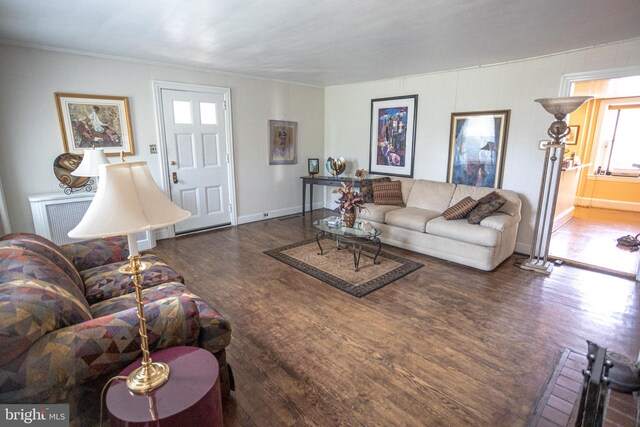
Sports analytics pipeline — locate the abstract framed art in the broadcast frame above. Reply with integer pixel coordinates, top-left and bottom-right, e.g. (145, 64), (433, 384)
(55, 93), (135, 156)
(369, 95), (418, 178)
(447, 110), (510, 189)
(269, 120), (297, 165)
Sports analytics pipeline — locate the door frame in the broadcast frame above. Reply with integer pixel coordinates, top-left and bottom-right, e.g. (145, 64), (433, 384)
(152, 80), (238, 239)
(558, 66), (640, 281)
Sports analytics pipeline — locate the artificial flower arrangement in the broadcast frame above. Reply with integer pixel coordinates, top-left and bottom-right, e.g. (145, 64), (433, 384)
(332, 182), (365, 213)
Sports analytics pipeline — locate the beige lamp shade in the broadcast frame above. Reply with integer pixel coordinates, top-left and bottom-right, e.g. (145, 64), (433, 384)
(68, 161), (190, 239)
(71, 148), (110, 177)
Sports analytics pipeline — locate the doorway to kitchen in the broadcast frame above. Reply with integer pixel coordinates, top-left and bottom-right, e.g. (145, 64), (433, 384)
(549, 71), (640, 279)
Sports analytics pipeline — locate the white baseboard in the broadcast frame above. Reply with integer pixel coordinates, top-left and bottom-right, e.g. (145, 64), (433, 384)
(237, 202), (325, 225)
(553, 206), (575, 231)
(575, 197), (640, 212)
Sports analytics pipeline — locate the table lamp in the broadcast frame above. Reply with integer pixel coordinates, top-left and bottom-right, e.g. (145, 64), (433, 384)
(68, 161), (190, 392)
(71, 148), (110, 191)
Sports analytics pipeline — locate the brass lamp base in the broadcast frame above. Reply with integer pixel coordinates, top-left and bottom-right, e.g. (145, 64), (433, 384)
(126, 361), (171, 393)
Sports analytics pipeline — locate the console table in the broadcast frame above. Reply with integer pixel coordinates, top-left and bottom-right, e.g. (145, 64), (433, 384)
(300, 176), (360, 216)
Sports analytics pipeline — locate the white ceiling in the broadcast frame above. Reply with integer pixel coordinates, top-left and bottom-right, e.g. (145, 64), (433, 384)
(1, 0), (639, 87)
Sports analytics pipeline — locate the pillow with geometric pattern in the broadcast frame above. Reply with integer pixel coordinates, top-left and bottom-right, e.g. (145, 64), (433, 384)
(360, 177), (391, 203)
(372, 180), (404, 206)
(466, 191), (506, 224)
(442, 196), (478, 220)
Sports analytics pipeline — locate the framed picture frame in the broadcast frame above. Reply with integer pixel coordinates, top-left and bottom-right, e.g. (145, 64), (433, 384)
(55, 93), (135, 156)
(447, 110), (510, 189)
(308, 158), (319, 175)
(565, 125), (580, 145)
(369, 94), (418, 178)
(269, 120), (297, 165)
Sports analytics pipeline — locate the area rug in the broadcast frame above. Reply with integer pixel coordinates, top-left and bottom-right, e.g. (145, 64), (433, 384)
(264, 237), (423, 297)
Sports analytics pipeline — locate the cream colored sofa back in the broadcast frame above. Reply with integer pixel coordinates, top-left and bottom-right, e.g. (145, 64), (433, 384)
(405, 180), (456, 212)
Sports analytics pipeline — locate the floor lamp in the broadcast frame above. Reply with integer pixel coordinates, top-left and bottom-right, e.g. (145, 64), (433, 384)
(520, 96), (592, 274)
(69, 161), (190, 392)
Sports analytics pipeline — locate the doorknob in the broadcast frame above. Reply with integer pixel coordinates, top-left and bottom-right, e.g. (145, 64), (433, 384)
(172, 172), (178, 184)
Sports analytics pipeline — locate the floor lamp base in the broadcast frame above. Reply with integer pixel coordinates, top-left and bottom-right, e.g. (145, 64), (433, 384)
(520, 259), (554, 275)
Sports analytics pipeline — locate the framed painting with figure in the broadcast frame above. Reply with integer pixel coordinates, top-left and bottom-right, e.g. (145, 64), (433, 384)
(369, 95), (418, 178)
(269, 120), (297, 165)
(565, 125), (580, 145)
(447, 110), (510, 189)
(55, 93), (135, 156)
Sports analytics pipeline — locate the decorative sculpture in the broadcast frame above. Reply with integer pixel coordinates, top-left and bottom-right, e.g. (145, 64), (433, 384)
(326, 157), (346, 176)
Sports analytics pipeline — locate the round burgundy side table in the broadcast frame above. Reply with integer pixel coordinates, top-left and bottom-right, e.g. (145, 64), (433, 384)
(106, 346), (223, 427)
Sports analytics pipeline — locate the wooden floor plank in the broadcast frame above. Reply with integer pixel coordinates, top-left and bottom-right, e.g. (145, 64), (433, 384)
(152, 209), (640, 426)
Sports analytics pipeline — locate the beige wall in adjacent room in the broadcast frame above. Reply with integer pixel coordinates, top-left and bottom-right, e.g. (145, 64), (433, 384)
(323, 38), (640, 253)
(0, 44), (325, 233)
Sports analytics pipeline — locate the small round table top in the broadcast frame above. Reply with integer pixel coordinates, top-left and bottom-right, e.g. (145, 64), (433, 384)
(106, 346), (219, 423)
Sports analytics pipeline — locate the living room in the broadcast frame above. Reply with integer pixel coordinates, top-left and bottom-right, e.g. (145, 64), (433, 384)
(1, 1), (639, 426)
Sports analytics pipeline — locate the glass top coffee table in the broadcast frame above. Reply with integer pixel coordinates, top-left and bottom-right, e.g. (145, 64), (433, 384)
(313, 217), (382, 271)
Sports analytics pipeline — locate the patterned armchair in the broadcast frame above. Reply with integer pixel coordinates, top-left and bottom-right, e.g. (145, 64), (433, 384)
(0, 233), (233, 424)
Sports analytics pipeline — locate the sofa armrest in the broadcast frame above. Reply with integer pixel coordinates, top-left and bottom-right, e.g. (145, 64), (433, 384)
(0, 295), (200, 403)
(59, 236), (129, 271)
(479, 212), (519, 232)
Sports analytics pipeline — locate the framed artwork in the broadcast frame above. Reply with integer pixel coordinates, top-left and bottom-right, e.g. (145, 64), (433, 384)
(308, 158), (319, 175)
(369, 95), (418, 178)
(269, 120), (297, 165)
(55, 93), (135, 156)
(447, 110), (510, 189)
(565, 125), (580, 145)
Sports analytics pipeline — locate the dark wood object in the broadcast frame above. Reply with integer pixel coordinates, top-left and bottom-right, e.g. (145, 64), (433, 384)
(301, 176), (360, 216)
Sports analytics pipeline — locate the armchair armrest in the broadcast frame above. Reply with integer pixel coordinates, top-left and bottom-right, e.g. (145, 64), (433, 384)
(0, 295), (200, 404)
(59, 236), (129, 271)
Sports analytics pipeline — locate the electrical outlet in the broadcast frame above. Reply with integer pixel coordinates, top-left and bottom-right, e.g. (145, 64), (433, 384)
(149, 144), (157, 154)
(263, 212), (269, 217)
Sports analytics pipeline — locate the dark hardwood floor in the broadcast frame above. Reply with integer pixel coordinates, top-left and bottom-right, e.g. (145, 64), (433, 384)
(153, 209), (640, 427)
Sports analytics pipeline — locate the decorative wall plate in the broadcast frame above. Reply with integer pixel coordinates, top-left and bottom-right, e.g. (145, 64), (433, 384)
(53, 153), (89, 189)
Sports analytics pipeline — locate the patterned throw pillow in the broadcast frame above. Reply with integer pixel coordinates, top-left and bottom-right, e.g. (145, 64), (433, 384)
(360, 177), (391, 203)
(442, 196), (478, 220)
(467, 191), (506, 224)
(372, 180), (404, 206)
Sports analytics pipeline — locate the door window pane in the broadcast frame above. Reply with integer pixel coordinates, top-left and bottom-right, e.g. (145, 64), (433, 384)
(173, 101), (192, 124)
(200, 102), (217, 125)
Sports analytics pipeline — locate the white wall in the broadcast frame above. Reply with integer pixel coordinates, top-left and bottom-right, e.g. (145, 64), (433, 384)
(324, 39), (640, 253)
(0, 44), (324, 233)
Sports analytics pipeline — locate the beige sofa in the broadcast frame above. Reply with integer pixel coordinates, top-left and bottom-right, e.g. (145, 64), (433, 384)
(359, 178), (522, 271)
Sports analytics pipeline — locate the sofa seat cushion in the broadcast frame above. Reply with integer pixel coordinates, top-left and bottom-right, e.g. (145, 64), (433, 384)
(359, 203), (402, 223)
(425, 216), (501, 247)
(90, 282), (232, 353)
(385, 207), (441, 233)
(82, 254), (184, 304)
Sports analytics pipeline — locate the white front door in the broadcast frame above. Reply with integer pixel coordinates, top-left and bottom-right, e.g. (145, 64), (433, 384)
(160, 88), (232, 234)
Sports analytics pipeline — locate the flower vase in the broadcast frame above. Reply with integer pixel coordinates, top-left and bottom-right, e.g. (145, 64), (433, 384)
(343, 209), (356, 228)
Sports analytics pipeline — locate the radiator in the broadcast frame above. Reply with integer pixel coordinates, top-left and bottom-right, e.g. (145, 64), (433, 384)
(29, 192), (155, 249)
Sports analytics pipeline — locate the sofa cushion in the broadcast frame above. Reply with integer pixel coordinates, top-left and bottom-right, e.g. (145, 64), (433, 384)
(373, 180), (404, 206)
(406, 180), (456, 212)
(467, 191), (506, 224)
(442, 196), (478, 220)
(450, 184), (520, 218)
(359, 203), (402, 223)
(0, 246), (90, 310)
(90, 282), (232, 354)
(0, 279), (93, 365)
(360, 177), (390, 203)
(60, 236), (129, 272)
(82, 254), (184, 304)
(385, 207), (441, 232)
(425, 216), (501, 247)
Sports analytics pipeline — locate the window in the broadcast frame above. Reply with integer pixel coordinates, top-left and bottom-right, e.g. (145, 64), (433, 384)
(594, 100), (640, 176)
